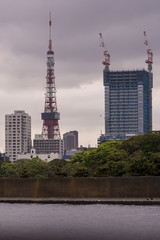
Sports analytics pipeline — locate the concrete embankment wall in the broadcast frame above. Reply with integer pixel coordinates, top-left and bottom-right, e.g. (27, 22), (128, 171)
(0, 177), (160, 199)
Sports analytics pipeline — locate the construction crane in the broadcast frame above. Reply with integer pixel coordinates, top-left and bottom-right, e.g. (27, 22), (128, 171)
(99, 33), (110, 71)
(143, 31), (153, 72)
(143, 31), (153, 133)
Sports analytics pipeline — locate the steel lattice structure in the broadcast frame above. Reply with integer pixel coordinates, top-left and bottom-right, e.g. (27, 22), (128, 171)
(42, 13), (60, 139)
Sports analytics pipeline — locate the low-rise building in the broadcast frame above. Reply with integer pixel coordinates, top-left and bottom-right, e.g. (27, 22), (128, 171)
(17, 148), (61, 162)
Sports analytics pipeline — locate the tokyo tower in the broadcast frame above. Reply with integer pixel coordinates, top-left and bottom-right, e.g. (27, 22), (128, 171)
(41, 13), (61, 140)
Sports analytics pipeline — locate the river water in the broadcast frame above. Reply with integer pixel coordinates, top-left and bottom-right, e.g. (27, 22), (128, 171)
(0, 203), (160, 240)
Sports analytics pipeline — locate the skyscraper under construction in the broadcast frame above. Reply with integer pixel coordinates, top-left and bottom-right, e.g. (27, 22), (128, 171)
(98, 32), (153, 144)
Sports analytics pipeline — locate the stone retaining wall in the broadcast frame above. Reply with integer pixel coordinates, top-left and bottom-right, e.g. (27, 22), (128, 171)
(0, 177), (159, 199)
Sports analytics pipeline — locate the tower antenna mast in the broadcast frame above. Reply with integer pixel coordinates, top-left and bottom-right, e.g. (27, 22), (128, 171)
(49, 12), (52, 51)
(99, 33), (110, 71)
(143, 31), (153, 72)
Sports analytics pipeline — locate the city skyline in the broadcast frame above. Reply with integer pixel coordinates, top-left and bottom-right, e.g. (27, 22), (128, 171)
(0, 0), (160, 152)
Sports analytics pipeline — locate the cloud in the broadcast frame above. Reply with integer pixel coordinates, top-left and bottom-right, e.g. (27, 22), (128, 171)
(58, 80), (104, 147)
(0, 0), (160, 151)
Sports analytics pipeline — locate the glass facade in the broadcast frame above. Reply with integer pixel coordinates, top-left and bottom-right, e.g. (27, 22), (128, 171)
(100, 69), (153, 143)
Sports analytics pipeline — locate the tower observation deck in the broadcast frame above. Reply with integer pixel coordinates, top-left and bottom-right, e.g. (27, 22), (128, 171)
(41, 13), (61, 139)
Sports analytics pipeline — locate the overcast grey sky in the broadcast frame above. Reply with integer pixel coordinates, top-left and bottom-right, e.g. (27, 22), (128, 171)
(0, 0), (160, 151)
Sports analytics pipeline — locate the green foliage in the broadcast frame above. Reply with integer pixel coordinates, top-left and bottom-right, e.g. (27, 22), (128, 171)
(70, 141), (120, 171)
(94, 150), (128, 177)
(69, 130), (160, 177)
(119, 132), (160, 155)
(48, 159), (68, 177)
(125, 150), (151, 176)
(144, 152), (160, 176)
(137, 132), (160, 153)
(15, 158), (50, 178)
(1, 132), (160, 178)
(118, 137), (140, 155)
(72, 167), (91, 177)
(0, 163), (20, 178)
(70, 151), (90, 165)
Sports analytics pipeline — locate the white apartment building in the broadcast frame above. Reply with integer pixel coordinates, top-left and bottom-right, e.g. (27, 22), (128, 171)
(33, 134), (64, 156)
(5, 110), (31, 162)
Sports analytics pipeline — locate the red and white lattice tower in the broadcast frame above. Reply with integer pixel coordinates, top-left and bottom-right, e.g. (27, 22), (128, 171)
(41, 13), (61, 139)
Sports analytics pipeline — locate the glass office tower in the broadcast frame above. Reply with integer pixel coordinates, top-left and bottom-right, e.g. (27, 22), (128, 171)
(99, 69), (153, 144)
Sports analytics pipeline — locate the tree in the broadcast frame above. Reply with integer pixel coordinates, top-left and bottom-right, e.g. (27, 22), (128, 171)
(72, 166), (91, 177)
(146, 152), (160, 176)
(119, 132), (160, 155)
(15, 158), (50, 178)
(118, 137), (140, 155)
(126, 150), (153, 176)
(0, 163), (20, 178)
(94, 150), (128, 177)
(70, 151), (90, 164)
(48, 159), (68, 177)
(70, 141), (120, 170)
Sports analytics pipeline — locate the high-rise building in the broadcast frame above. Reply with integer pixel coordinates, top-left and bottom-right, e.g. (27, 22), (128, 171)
(98, 32), (153, 144)
(63, 131), (78, 151)
(5, 110), (31, 162)
(98, 69), (153, 144)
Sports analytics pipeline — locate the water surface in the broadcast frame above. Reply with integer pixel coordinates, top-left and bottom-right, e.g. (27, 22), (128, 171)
(0, 203), (160, 240)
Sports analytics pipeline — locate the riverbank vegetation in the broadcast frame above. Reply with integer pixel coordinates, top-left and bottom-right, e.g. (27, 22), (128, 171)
(1, 132), (160, 178)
